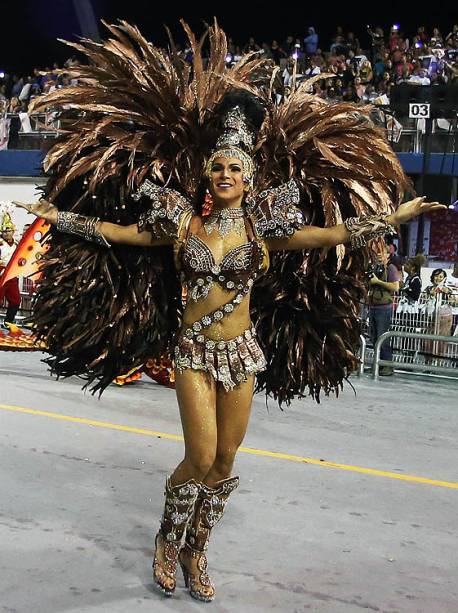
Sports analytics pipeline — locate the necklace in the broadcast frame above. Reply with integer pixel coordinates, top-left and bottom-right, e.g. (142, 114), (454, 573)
(203, 208), (245, 238)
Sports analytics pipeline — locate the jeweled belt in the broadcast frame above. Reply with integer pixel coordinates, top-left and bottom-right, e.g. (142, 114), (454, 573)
(182, 274), (255, 345)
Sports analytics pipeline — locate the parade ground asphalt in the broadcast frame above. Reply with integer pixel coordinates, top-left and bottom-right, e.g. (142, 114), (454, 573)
(0, 351), (457, 613)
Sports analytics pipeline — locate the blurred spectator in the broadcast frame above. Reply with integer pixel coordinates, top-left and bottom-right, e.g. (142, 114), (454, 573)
(424, 269), (457, 360)
(282, 35), (295, 56)
(0, 223), (20, 326)
(342, 84), (359, 102)
(358, 59), (374, 83)
(401, 256), (425, 303)
(431, 27), (444, 45)
(330, 36), (348, 56)
(346, 32), (360, 54)
(354, 76), (366, 100)
(416, 26), (428, 43)
(362, 84), (377, 103)
(304, 27), (318, 55)
(244, 36), (260, 54)
(10, 76), (24, 98)
(282, 59), (295, 87)
(260, 42), (273, 60)
(8, 97), (22, 113)
(367, 26), (385, 60)
(271, 40), (287, 65)
(368, 247), (401, 376)
(304, 57), (321, 77)
(425, 269), (454, 300)
(408, 65), (431, 84)
(448, 262), (458, 288)
(18, 77), (33, 102)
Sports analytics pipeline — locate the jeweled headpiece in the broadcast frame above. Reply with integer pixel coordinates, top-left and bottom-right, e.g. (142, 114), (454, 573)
(0, 210), (16, 233)
(205, 106), (255, 184)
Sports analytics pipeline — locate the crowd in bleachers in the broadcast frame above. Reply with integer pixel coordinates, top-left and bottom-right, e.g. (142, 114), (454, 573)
(0, 56), (80, 116)
(235, 23), (458, 103)
(0, 23), (457, 117)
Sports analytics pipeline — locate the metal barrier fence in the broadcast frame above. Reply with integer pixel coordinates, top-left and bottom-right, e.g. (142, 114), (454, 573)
(373, 331), (458, 380)
(363, 291), (458, 378)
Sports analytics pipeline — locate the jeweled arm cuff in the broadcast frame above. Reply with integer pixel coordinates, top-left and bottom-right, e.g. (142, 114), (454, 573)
(56, 211), (111, 248)
(343, 214), (396, 249)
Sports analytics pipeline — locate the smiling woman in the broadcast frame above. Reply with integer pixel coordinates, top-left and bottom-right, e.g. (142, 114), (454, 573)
(209, 158), (246, 205)
(10, 20), (444, 605)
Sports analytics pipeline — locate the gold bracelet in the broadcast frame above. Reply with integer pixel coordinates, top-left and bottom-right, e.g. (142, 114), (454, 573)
(344, 214), (396, 249)
(56, 211), (110, 247)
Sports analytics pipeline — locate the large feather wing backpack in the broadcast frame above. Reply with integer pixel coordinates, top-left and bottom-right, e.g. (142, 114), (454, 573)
(251, 82), (412, 405)
(28, 21), (271, 393)
(28, 20), (411, 402)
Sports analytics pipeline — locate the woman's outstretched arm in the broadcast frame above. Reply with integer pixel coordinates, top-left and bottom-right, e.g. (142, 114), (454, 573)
(12, 199), (172, 247)
(266, 197), (445, 251)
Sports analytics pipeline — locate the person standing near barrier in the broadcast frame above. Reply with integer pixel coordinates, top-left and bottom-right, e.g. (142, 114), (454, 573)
(424, 269), (457, 361)
(448, 261), (458, 289)
(446, 262), (458, 335)
(401, 255), (425, 303)
(368, 246), (401, 375)
(0, 213), (21, 327)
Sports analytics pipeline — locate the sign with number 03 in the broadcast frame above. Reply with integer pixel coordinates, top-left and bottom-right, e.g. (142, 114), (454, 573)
(409, 103), (430, 118)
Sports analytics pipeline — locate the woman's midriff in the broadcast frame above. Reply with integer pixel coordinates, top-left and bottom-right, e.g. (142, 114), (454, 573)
(182, 285), (252, 340)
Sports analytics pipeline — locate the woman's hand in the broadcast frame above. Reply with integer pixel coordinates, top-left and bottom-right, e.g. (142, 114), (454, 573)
(12, 199), (59, 225)
(390, 197), (446, 225)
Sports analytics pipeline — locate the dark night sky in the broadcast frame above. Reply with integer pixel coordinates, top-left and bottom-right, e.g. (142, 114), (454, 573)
(2, 0), (457, 75)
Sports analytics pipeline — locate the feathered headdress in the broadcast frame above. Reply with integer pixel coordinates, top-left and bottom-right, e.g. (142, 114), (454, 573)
(28, 20), (411, 403)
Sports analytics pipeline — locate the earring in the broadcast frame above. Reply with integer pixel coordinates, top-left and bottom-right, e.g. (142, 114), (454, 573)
(202, 189), (213, 217)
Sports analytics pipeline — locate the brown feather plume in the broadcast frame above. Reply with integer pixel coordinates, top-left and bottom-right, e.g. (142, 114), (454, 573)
(29, 20), (412, 403)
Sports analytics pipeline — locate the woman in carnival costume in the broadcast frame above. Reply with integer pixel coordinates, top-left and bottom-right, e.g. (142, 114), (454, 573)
(14, 21), (443, 602)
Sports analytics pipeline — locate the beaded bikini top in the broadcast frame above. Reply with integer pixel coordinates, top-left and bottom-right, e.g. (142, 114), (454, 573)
(181, 233), (265, 301)
(179, 231), (264, 344)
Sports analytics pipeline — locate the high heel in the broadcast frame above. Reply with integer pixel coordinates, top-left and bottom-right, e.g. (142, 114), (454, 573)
(181, 476), (239, 602)
(152, 477), (200, 597)
(179, 560), (190, 587)
(179, 545), (215, 602)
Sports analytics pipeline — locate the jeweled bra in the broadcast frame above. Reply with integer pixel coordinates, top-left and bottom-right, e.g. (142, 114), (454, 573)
(179, 226), (265, 343)
(181, 234), (262, 301)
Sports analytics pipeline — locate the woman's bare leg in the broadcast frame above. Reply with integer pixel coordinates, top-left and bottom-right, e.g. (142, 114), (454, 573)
(205, 374), (255, 485)
(179, 375), (255, 586)
(171, 368), (218, 484)
(154, 368), (218, 591)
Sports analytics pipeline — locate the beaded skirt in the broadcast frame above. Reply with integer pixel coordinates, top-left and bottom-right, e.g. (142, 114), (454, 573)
(174, 326), (266, 391)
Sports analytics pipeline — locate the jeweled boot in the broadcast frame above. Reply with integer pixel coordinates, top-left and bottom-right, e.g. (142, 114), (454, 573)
(179, 476), (239, 602)
(152, 477), (200, 596)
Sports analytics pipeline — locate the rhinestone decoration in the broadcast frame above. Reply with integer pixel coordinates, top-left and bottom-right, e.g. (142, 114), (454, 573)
(204, 105), (256, 184)
(244, 179), (306, 238)
(204, 207), (245, 238)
